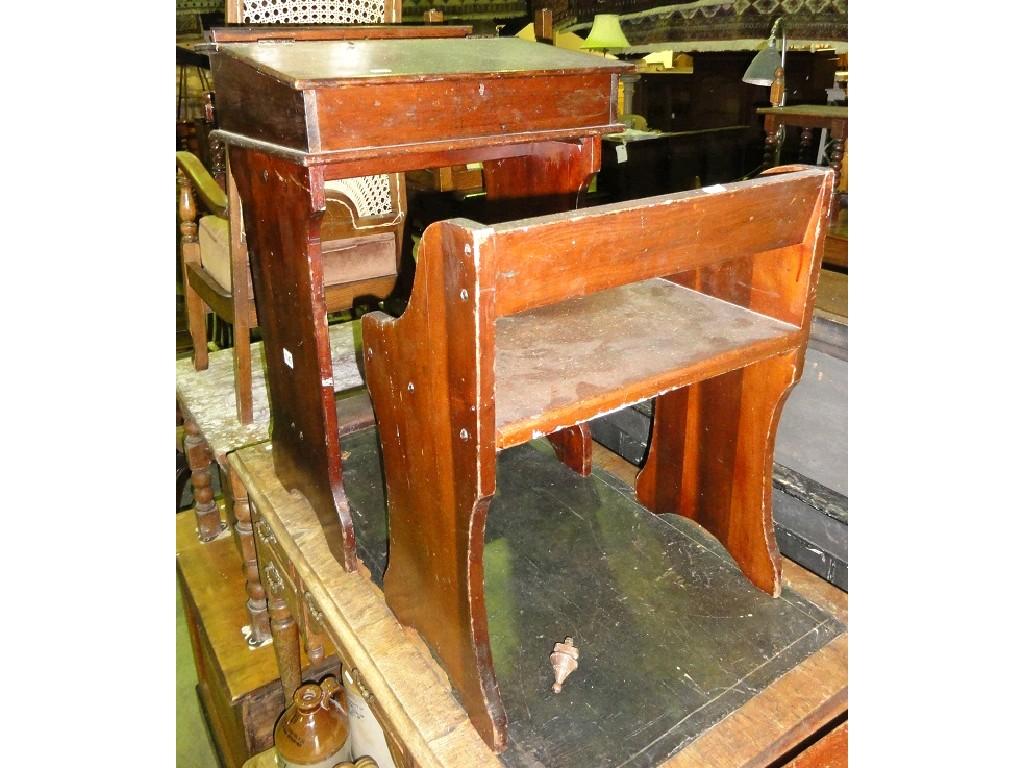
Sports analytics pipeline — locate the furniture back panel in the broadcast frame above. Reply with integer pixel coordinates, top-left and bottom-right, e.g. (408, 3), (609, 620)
(487, 167), (829, 318)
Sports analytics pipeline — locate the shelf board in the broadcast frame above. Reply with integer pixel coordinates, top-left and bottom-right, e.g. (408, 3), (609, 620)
(495, 278), (801, 449)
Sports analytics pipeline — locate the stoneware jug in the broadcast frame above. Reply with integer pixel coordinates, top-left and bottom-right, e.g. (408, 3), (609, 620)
(275, 677), (352, 768)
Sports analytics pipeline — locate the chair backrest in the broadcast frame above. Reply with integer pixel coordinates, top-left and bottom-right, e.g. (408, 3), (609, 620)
(227, 0), (400, 24)
(484, 166), (831, 325)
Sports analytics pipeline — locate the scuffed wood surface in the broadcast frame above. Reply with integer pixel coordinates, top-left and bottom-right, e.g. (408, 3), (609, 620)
(665, 637), (846, 768)
(495, 278), (800, 449)
(175, 321), (364, 462)
(230, 443), (503, 768)
(591, 441), (848, 768)
(489, 168), (828, 318)
(781, 720), (847, 768)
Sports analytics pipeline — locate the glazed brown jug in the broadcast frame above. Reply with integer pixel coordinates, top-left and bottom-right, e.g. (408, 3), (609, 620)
(274, 677), (352, 768)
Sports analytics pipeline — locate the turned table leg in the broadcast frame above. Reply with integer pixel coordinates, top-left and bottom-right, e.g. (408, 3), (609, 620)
(264, 561), (302, 701)
(184, 419), (222, 541)
(828, 133), (846, 221)
(301, 591), (327, 668)
(228, 468), (271, 646)
(799, 127), (814, 164)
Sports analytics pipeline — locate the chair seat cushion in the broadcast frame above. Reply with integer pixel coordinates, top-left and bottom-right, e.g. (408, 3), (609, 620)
(322, 232), (397, 286)
(199, 215), (396, 300)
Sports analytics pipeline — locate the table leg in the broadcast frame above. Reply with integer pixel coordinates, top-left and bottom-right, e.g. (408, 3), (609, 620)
(636, 349), (800, 596)
(229, 468), (271, 646)
(264, 562), (302, 701)
(547, 423), (592, 477)
(228, 146), (358, 572)
(828, 134), (845, 221)
(763, 116), (780, 169)
(184, 419), (222, 541)
(799, 127), (814, 164)
(481, 137), (600, 219)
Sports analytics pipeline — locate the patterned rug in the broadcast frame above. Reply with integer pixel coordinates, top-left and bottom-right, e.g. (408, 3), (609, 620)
(566, 0), (848, 52)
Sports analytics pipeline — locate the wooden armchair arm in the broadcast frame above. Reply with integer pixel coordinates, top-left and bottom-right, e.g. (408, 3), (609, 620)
(176, 151), (227, 217)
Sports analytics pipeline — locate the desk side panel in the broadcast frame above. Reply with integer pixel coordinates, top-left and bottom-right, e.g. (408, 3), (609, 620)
(211, 54), (311, 152)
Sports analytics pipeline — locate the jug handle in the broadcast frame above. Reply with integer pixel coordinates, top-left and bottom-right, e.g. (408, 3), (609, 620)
(321, 676), (347, 715)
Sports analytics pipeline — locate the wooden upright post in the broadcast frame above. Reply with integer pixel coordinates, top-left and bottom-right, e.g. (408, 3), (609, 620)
(535, 8), (553, 45)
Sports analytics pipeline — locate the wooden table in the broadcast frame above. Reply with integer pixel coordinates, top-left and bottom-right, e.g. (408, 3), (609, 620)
(206, 30), (630, 577)
(230, 433), (847, 768)
(756, 105), (848, 220)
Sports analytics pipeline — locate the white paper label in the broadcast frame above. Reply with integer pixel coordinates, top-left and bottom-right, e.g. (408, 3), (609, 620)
(615, 144), (628, 164)
(283, 348), (294, 368)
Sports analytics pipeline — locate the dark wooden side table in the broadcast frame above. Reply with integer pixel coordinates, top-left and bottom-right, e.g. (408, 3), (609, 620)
(206, 30), (630, 575)
(757, 105), (848, 220)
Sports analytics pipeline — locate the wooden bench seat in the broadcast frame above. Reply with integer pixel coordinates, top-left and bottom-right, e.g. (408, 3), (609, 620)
(494, 277), (801, 448)
(361, 165), (834, 751)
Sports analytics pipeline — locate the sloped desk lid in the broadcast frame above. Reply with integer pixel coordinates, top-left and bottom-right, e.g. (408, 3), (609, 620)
(212, 37), (633, 89)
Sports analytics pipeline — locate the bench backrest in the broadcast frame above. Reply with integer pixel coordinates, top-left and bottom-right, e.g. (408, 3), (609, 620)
(447, 166), (832, 329)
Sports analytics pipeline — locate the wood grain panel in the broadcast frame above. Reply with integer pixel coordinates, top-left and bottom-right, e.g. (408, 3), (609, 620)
(211, 55), (310, 151)
(315, 73), (616, 155)
(362, 220), (507, 750)
(493, 279), (801, 449)
(207, 25), (472, 43)
(490, 168), (828, 317)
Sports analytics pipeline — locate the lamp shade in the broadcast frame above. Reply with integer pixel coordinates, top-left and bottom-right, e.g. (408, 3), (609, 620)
(582, 15), (630, 51)
(742, 43), (782, 86)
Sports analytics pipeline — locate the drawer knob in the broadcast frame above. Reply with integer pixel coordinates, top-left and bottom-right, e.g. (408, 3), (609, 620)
(304, 591), (324, 624)
(255, 519), (277, 545)
(264, 561), (284, 594)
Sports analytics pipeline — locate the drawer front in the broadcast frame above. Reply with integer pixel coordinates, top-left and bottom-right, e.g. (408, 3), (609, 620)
(252, 506), (290, 572)
(252, 512), (300, 620)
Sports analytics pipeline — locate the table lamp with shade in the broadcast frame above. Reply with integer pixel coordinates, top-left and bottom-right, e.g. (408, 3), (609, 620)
(743, 17), (787, 168)
(743, 17), (787, 108)
(582, 14), (634, 118)
(581, 14), (630, 56)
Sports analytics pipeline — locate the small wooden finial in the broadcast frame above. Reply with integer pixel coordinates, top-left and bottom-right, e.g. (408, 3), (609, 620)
(770, 65), (785, 108)
(550, 637), (579, 693)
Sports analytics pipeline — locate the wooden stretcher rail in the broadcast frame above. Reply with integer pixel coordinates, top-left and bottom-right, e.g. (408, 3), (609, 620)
(361, 166), (834, 750)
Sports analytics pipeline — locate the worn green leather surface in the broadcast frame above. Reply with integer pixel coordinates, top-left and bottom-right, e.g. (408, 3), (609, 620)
(341, 428), (843, 768)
